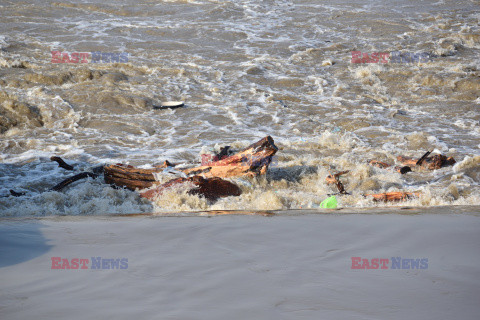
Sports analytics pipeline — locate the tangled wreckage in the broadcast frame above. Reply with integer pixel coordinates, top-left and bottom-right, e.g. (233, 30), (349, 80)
(8, 136), (457, 207)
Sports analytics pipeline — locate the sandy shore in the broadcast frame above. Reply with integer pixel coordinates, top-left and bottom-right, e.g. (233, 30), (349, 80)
(1, 208), (480, 319)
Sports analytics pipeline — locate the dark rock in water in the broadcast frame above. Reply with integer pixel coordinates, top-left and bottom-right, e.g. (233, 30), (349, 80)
(140, 176), (242, 201)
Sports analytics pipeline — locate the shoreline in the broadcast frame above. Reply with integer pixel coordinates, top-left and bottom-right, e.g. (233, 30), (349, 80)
(1, 204), (479, 220)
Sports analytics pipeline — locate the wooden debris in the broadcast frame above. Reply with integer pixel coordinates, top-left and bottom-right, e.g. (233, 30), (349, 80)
(182, 136), (278, 178)
(326, 171), (349, 194)
(365, 191), (420, 202)
(428, 154), (456, 170)
(140, 176), (242, 201)
(415, 151), (431, 166)
(397, 154), (456, 170)
(104, 136), (278, 190)
(368, 160), (390, 169)
(369, 151), (455, 172)
(152, 160), (176, 169)
(102, 136), (276, 202)
(51, 172), (99, 191)
(201, 146), (232, 165)
(368, 160), (411, 174)
(51, 156), (74, 171)
(396, 156), (417, 167)
(326, 167), (419, 202)
(104, 164), (157, 190)
(10, 135), (455, 208)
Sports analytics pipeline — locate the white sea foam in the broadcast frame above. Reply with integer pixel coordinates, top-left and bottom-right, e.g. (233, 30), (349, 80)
(0, 0), (479, 215)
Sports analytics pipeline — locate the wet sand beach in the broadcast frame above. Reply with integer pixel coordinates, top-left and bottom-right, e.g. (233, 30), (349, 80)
(1, 209), (480, 319)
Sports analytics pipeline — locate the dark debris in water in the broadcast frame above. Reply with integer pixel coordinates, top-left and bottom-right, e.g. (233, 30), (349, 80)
(9, 190), (26, 197)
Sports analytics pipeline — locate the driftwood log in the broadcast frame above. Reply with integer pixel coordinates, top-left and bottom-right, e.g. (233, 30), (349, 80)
(365, 191), (420, 202)
(51, 156), (74, 170)
(182, 136), (278, 178)
(104, 136), (278, 190)
(51, 172), (99, 191)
